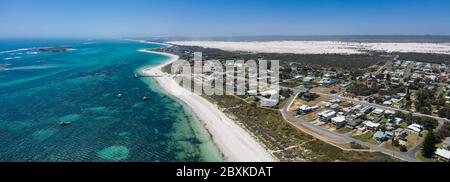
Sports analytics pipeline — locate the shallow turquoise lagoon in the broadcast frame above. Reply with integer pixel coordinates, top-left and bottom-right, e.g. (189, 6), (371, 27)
(0, 39), (222, 162)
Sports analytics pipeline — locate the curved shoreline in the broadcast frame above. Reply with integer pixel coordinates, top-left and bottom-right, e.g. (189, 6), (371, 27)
(122, 39), (172, 47)
(138, 49), (275, 162)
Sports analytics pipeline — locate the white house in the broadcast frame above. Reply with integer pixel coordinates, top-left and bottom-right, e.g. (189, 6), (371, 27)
(259, 97), (278, 107)
(298, 105), (318, 114)
(383, 100), (392, 105)
(359, 106), (374, 114)
(384, 110), (396, 115)
(352, 104), (363, 111)
(407, 124), (423, 134)
(247, 90), (258, 96)
(365, 121), (381, 130)
(391, 117), (403, 125)
(303, 76), (315, 82)
(372, 108), (384, 115)
(331, 116), (347, 128)
(260, 89), (278, 96)
(434, 148), (450, 162)
(318, 110), (336, 122)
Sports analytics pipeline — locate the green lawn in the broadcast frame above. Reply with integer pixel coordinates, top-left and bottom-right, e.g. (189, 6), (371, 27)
(243, 96), (256, 104)
(399, 122), (408, 129)
(336, 127), (352, 134)
(366, 113), (377, 120)
(368, 139), (380, 145)
(352, 131), (374, 142)
(436, 143), (445, 149)
(416, 151), (436, 162)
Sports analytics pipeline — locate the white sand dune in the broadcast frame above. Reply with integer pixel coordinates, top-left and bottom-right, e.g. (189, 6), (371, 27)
(139, 49), (275, 162)
(168, 41), (450, 55)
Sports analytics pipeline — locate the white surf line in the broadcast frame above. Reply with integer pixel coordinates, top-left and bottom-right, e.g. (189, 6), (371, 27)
(139, 49), (276, 162)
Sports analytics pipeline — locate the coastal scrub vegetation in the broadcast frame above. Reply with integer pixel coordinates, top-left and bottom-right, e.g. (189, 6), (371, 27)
(158, 46), (401, 162)
(397, 52), (450, 64)
(347, 82), (380, 96)
(156, 45), (391, 70)
(205, 95), (400, 162)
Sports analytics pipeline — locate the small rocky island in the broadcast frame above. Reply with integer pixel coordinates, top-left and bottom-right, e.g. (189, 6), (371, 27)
(38, 47), (74, 52)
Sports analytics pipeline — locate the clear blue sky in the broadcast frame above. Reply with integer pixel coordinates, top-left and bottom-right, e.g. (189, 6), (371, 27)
(1, 0), (450, 38)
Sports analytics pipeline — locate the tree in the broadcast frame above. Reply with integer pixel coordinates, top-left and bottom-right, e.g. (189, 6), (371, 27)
(437, 122), (450, 140)
(435, 93), (446, 106)
(405, 92), (411, 101)
(380, 125), (387, 132)
(405, 100), (412, 109)
(438, 105), (450, 119)
(392, 139), (400, 147)
(400, 145), (408, 152)
(421, 131), (439, 158)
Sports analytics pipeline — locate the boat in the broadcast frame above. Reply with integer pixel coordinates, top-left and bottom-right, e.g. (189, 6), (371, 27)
(134, 73), (139, 78)
(142, 96), (150, 101)
(59, 121), (71, 126)
(117, 93), (123, 98)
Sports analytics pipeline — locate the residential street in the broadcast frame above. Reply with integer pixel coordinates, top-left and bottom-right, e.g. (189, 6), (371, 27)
(280, 89), (420, 162)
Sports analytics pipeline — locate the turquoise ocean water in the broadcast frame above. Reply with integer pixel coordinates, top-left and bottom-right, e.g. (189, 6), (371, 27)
(0, 39), (222, 162)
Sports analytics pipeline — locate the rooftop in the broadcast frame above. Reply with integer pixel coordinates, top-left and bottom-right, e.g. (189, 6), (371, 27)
(435, 148), (450, 160)
(319, 110), (336, 117)
(331, 116), (346, 123)
(365, 121), (381, 128)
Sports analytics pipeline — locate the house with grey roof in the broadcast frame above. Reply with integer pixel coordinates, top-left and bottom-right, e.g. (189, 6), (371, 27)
(345, 119), (363, 130)
(395, 128), (407, 138)
(373, 131), (390, 142)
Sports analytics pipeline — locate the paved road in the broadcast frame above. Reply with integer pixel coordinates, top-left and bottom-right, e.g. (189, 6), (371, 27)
(374, 57), (394, 75)
(281, 90), (351, 144)
(276, 55), (450, 161)
(280, 89), (419, 162)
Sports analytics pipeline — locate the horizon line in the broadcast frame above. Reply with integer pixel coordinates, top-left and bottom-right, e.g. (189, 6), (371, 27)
(2, 34), (450, 39)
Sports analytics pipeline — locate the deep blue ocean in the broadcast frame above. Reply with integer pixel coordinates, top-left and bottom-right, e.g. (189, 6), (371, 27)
(0, 39), (222, 162)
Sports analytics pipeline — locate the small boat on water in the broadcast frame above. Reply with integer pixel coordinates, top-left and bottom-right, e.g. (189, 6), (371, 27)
(134, 73), (139, 78)
(59, 121), (71, 126)
(117, 93), (123, 98)
(142, 96), (150, 101)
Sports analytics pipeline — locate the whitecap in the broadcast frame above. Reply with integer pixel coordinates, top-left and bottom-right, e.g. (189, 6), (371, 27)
(0, 47), (49, 55)
(0, 48), (32, 54)
(26, 51), (40, 55)
(2, 56), (21, 60)
(2, 64), (61, 71)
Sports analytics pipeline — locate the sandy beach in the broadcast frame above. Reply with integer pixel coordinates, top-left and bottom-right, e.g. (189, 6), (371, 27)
(139, 49), (275, 162)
